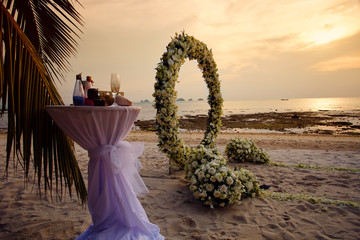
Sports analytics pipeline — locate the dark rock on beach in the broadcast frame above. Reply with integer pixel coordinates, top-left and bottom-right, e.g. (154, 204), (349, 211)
(134, 111), (360, 135)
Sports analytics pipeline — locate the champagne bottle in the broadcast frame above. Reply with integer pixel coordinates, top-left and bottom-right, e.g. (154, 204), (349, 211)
(73, 73), (85, 106)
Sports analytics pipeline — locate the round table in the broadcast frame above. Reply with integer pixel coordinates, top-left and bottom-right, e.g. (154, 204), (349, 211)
(46, 106), (164, 240)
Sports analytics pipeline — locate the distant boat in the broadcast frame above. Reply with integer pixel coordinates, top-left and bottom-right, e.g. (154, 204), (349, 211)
(281, 98), (289, 101)
(176, 98), (185, 101)
(197, 98), (204, 101)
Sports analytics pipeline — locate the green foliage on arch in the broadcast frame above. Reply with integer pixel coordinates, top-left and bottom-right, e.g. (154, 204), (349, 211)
(154, 33), (260, 208)
(153, 32), (223, 169)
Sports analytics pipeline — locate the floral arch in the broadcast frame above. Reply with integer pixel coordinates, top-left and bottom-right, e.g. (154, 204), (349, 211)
(153, 32), (259, 208)
(153, 32), (223, 169)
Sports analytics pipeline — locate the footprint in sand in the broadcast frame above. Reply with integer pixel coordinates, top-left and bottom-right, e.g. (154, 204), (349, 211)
(181, 216), (197, 228)
(168, 216), (197, 233)
(302, 175), (326, 181)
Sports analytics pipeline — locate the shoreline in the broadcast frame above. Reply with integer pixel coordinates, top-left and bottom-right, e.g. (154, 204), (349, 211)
(135, 110), (360, 135)
(2, 109), (359, 135)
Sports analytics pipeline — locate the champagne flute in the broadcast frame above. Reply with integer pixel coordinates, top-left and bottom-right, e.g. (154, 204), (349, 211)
(110, 73), (121, 106)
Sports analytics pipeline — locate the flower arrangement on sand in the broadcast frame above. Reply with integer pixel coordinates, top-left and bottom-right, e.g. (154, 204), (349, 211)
(225, 138), (270, 164)
(154, 32), (259, 207)
(186, 145), (260, 208)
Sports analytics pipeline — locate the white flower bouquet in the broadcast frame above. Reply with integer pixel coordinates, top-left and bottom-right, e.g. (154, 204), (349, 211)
(185, 145), (225, 179)
(225, 138), (270, 164)
(187, 146), (260, 208)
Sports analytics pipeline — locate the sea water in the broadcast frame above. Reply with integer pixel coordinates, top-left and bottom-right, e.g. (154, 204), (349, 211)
(134, 97), (360, 120)
(1, 97), (359, 128)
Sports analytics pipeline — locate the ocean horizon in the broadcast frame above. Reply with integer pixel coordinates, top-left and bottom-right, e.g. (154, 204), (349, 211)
(134, 97), (360, 121)
(1, 97), (359, 128)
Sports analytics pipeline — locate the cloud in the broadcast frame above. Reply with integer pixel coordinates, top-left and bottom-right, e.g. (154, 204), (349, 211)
(311, 56), (360, 71)
(60, 0), (360, 103)
(221, 31), (360, 99)
(187, 0), (360, 77)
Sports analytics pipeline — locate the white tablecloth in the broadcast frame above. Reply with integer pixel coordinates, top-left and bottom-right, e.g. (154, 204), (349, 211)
(46, 106), (164, 240)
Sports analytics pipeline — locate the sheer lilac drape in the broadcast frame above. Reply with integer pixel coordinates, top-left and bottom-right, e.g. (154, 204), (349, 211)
(46, 106), (164, 240)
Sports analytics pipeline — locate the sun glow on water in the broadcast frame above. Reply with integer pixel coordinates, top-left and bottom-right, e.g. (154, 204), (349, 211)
(135, 97), (360, 120)
(305, 98), (343, 110)
(302, 98), (360, 111)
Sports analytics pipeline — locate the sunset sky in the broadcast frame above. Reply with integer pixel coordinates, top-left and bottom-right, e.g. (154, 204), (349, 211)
(59, 0), (360, 103)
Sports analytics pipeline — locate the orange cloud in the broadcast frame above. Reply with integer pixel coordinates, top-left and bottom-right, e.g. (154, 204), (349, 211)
(311, 56), (360, 71)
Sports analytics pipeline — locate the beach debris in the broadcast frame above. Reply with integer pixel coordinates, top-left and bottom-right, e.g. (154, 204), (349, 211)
(260, 184), (272, 190)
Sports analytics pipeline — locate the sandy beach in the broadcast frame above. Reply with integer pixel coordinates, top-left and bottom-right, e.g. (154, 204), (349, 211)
(0, 131), (360, 239)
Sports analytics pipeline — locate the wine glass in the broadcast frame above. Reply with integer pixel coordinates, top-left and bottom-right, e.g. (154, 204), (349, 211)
(110, 73), (121, 106)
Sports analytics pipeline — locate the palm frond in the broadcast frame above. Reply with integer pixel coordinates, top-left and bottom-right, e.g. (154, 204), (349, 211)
(1, 2), (87, 204)
(6, 0), (84, 80)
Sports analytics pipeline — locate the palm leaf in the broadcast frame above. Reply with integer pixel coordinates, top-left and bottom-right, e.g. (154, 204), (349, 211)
(6, 0), (84, 80)
(1, 2), (87, 203)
